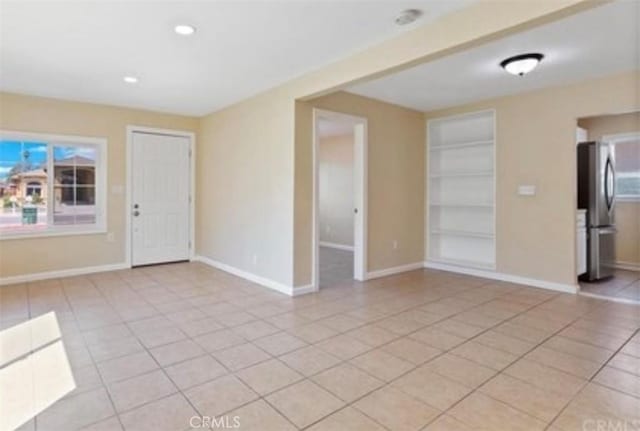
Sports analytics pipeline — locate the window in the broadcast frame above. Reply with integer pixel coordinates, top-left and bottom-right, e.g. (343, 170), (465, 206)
(26, 182), (42, 197)
(0, 131), (106, 238)
(608, 133), (640, 201)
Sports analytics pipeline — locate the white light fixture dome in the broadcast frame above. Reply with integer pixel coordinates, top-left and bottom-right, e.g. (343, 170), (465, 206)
(174, 24), (196, 36)
(395, 9), (422, 26)
(500, 53), (544, 76)
(123, 76), (138, 84)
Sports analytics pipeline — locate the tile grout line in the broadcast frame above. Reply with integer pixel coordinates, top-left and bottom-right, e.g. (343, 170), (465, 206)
(56, 277), (129, 431)
(541, 327), (640, 431)
(184, 277), (501, 430)
(24, 274), (522, 431)
(17, 265), (639, 431)
(273, 282), (563, 430)
(414, 290), (577, 430)
(540, 319), (640, 430)
(418, 291), (639, 430)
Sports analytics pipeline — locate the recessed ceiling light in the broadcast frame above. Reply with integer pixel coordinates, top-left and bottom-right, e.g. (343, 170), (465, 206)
(395, 9), (422, 26)
(123, 76), (138, 84)
(500, 53), (544, 76)
(174, 24), (196, 36)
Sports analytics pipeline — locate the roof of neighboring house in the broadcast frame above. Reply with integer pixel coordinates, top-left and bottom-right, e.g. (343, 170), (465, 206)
(54, 155), (95, 166)
(10, 169), (48, 179)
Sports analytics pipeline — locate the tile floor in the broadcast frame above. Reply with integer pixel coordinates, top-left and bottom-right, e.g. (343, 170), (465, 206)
(318, 247), (353, 288)
(579, 269), (640, 303)
(1, 262), (640, 431)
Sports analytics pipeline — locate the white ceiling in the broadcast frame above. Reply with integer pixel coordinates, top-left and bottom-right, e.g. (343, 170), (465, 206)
(348, 0), (640, 112)
(0, 0), (473, 116)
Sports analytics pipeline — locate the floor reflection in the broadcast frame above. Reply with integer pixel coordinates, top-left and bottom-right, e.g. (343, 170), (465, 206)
(0, 312), (76, 431)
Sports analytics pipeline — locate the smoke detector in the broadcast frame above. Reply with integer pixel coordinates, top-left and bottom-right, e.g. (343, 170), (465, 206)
(395, 9), (423, 26)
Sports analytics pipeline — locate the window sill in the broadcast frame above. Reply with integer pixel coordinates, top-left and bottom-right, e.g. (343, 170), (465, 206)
(0, 226), (107, 241)
(616, 197), (640, 203)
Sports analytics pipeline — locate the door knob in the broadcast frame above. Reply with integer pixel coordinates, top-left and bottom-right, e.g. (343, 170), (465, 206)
(133, 210), (140, 217)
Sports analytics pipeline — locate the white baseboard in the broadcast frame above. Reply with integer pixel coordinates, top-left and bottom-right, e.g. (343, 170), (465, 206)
(193, 255), (304, 297)
(291, 284), (319, 296)
(319, 241), (354, 252)
(367, 262), (425, 280)
(0, 262), (130, 286)
(577, 291), (640, 305)
(614, 261), (640, 272)
(423, 261), (578, 294)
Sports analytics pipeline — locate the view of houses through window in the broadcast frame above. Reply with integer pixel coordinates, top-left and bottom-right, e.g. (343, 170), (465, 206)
(0, 134), (103, 235)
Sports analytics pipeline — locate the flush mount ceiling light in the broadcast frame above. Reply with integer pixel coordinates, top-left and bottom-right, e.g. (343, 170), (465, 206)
(174, 24), (196, 36)
(395, 9), (423, 26)
(500, 53), (544, 76)
(123, 76), (138, 84)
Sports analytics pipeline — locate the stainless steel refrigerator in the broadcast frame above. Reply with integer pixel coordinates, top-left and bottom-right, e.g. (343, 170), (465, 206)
(577, 141), (616, 281)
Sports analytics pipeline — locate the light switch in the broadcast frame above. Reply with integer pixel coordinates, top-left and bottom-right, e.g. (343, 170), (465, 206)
(518, 185), (536, 196)
(111, 185), (124, 195)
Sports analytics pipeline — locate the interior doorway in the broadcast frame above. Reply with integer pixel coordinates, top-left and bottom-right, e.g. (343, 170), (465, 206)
(313, 109), (367, 289)
(576, 112), (640, 303)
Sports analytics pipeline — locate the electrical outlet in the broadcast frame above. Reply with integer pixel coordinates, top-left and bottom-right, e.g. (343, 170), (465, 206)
(252, 254), (258, 265)
(393, 240), (398, 250)
(106, 232), (115, 243)
(518, 185), (536, 196)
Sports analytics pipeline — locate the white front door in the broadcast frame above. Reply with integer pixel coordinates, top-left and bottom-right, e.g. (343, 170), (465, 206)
(131, 132), (191, 266)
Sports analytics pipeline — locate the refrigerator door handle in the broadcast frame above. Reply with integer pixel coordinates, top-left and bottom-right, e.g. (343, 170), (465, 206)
(604, 156), (615, 212)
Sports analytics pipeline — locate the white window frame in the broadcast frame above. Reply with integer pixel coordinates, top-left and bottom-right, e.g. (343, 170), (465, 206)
(604, 132), (640, 202)
(0, 130), (107, 240)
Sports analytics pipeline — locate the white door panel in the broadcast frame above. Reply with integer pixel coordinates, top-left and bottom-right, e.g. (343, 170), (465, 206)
(132, 132), (190, 266)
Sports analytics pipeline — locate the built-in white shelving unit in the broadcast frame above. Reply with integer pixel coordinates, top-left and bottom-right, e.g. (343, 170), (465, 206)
(426, 110), (496, 269)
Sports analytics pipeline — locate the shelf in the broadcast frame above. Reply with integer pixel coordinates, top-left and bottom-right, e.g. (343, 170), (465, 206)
(429, 202), (493, 208)
(431, 229), (494, 239)
(430, 140), (493, 151)
(427, 110), (496, 271)
(430, 171), (493, 178)
(427, 257), (495, 270)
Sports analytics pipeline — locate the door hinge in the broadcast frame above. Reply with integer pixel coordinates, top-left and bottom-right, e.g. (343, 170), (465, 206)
(188, 241), (192, 249)
(189, 195), (192, 203)
(189, 149), (192, 157)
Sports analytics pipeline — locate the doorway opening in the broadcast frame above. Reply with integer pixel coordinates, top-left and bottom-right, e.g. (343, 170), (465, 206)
(313, 109), (367, 289)
(576, 112), (640, 303)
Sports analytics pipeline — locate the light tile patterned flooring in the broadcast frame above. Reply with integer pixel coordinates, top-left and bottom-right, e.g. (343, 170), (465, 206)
(579, 269), (640, 303)
(1, 262), (640, 431)
(318, 246), (353, 288)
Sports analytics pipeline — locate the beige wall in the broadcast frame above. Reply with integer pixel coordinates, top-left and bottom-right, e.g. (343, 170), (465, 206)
(579, 112), (640, 139)
(579, 112), (640, 267)
(424, 72), (639, 286)
(188, 0), (594, 291)
(0, 92), (198, 278)
(196, 88), (296, 286)
(319, 134), (354, 247)
(295, 92), (425, 285)
(1, 1), (600, 288)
